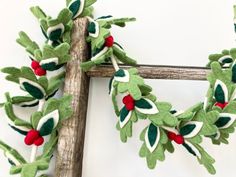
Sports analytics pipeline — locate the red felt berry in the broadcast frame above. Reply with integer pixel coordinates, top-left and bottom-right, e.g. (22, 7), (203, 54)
(123, 95), (134, 104)
(215, 102), (228, 109)
(174, 135), (185, 145)
(34, 67), (46, 76)
(125, 102), (135, 111)
(31, 61), (40, 70)
(24, 130), (40, 146)
(167, 132), (177, 141)
(34, 137), (44, 146)
(105, 35), (114, 47)
(123, 95), (135, 110)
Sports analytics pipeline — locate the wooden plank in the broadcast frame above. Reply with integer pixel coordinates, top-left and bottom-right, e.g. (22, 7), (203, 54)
(86, 64), (211, 80)
(55, 18), (89, 177)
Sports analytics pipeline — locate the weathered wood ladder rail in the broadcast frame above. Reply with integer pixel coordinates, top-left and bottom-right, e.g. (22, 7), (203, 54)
(55, 18), (211, 177)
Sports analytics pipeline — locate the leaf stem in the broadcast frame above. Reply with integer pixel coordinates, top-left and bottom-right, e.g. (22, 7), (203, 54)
(111, 55), (119, 71)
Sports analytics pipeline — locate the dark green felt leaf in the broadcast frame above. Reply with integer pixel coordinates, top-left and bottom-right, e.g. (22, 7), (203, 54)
(135, 98), (152, 109)
(147, 123), (158, 147)
(40, 62), (57, 71)
(22, 82), (44, 99)
(68, 0), (82, 18)
(120, 106), (130, 124)
(180, 124), (196, 136)
(115, 69), (126, 77)
(88, 22), (96, 34)
(215, 117), (231, 128)
(232, 63), (236, 83)
(39, 118), (54, 136)
(214, 84), (226, 103)
(182, 143), (197, 156)
(48, 28), (63, 42)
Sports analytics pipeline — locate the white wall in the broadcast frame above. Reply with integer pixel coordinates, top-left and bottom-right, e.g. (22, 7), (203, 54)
(0, 0), (236, 177)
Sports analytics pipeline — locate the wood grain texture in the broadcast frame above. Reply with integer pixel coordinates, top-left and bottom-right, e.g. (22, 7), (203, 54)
(87, 64), (211, 80)
(55, 18), (89, 177)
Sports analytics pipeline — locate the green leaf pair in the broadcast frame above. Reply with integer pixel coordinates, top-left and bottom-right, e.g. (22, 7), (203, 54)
(31, 7), (73, 44)
(1, 67), (64, 99)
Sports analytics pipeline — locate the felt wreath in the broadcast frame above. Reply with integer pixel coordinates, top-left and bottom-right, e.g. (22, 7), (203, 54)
(0, 0), (236, 176)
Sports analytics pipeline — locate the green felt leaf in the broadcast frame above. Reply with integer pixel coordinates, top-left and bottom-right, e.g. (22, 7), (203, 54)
(231, 62), (236, 83)
(1, 66), (37, 84)
(68, 0), (85, 19)
(98, 16), (136, 29)
(215, 116), (231, 128)
(47, 23), (65, 42)
(112, 44), (137, 66)
(37, 110), (59, 136)
(11, 95), (38, 107)
(35, 43), (71, 66)
(16, 31), (39, 56)
(119, 106), (132, 128)
(148, 102), (178, 127)
(145, 123), (160, 153)
(230, 48), (236, 59)
(214, 80), (228, 103)
(139, 127), (168, 169)
(135, 98), (158, 115)
(37, 130), (58, 160)
(207, 49), (233, 67)
(207, 62), (232, 95)
(30, 6), (47, 20)
(31, 6), (72, 44)
(116, 111), (137, 143)
(115, 68), (145, 100)
(3, 101), (32, 135)
(31, 112), (43, 129)
(20, 78), (46, 99)
(10, 158), (50, 176)
(0, 140), (26, 166)
(194, 143), (216, 174)
(80, 47), (113, 71)
(40, 58), (58, 71)
(88, 26), (110, 51)
(189, 109), (218, 137)
(42, 95), (73, 122)
(114, 69), (130, 82)
(179, 121), (203, 138)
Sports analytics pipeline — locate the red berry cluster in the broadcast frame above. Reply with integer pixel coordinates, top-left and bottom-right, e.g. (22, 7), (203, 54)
(167, 132), (185, 145)
(214, 102), (228, 109)
(31, 60), (46, 76)
(24, 129), (44, 146)
(105, 35), (114, 47)
(123, 94), (135, 111)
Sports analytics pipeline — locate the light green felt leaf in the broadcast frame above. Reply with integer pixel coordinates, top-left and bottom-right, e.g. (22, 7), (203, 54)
(139, 127), (168, 169)
(30, 6), (47, 20)
(112, 44), (137, 66)
(0, 140), (26, 166)
(42, 95), (73, 121)
(37, 130), (58, 160)
(194, 143), (216, 174)
(10, 158), (50, 176)
(16, 31), (40, 56)
(148, 102), (178, 127)
(116, 111), (137, 143)
(80, 47), (113, 71)
(115, 68), (145, 100)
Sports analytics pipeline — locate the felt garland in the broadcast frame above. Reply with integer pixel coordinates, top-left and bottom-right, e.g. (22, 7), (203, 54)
(79, 4), (236, 175)
(0, 0), (97, 176)
(1, 0), (236, 176)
